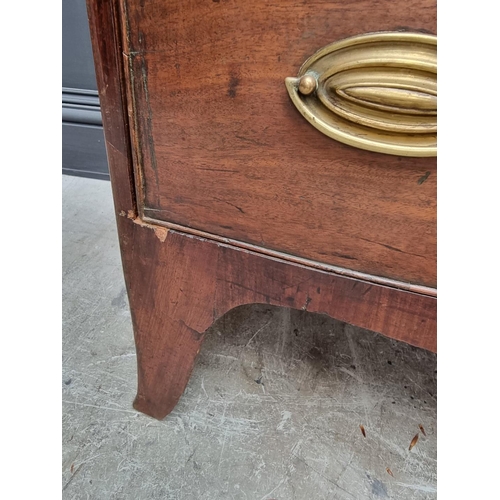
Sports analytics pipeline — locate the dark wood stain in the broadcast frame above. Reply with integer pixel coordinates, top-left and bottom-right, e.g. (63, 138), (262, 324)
(118, 0), (437, 287)
(122, 226), (436, 420)
(87, 0), (437, 421)
(227, 73), (239, 99)
(418, 171), (431, 185)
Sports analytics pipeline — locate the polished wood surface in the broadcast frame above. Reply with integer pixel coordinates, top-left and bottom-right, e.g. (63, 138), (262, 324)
(86, 0), (137, 218)
(124, 226), (436, 420)
(120, 0), (437, 288)
(87, 0), (437, 420)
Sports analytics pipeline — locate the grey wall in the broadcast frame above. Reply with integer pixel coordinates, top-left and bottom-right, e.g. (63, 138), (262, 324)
(62, 0), (98, 90)
(62, 0), (109, 180)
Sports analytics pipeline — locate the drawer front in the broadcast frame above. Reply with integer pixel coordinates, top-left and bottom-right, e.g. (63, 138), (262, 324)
(121, 0), (436, 288)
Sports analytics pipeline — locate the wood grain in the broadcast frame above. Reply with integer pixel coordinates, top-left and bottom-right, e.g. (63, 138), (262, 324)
(86, 0), (136, 217)
(87, 0), (437, 421)
(122, 225), (436, 420)
(121, 0), (437, 288)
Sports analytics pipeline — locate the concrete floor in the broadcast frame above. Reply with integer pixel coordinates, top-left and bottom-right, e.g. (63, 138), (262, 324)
(62, 175), (437, 499)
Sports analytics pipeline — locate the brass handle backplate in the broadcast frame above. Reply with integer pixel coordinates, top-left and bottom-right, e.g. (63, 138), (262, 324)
(285, 32), (437, 157)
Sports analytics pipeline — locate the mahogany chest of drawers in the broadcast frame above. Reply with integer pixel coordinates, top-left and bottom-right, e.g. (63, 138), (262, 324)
(87, 0), (436, 419)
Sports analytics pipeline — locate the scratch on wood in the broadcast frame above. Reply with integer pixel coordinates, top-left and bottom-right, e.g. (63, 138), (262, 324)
(302, 294), (312, 311)
(235, 135), (269, 147)
(214, 197), (245, 214)
(358, 236), (426, 259)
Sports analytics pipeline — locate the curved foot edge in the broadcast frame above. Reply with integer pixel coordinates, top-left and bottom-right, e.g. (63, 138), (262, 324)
(133, 393), (176, 420)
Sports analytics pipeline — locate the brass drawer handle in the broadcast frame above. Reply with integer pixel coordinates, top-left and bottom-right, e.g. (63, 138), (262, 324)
(285, 32), (437, 157)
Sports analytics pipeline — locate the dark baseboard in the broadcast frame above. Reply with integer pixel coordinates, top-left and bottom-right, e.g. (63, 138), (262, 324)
(62, 88), (109, 180)
(62, 167), (110, 181)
